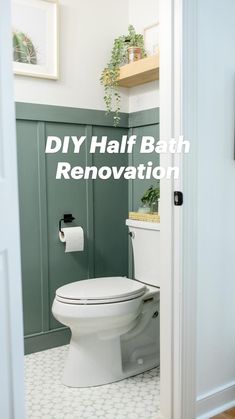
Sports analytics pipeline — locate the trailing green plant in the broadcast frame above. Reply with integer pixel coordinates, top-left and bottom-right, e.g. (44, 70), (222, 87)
(141, 185), (160, 206)
(100, 25), (146, 126)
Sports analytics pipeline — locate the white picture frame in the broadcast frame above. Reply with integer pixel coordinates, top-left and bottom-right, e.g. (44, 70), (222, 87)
(144, 23), (159, 56)
(12, 0), (59, 79)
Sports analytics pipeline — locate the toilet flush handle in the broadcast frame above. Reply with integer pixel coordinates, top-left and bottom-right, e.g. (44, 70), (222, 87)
(128, 231), (135, 239)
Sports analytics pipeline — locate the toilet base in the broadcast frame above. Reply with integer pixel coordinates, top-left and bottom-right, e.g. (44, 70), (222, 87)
(63, 336), (159, 388)
(63, 334), (123, 387)
(62, 313), (159, 388)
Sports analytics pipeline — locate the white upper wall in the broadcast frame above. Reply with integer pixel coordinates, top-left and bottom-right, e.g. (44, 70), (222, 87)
(13, 0), (159, 114)
(196, 0), (235, 401)
(128, 0), (159, 112)
(13, 0), (129, 112)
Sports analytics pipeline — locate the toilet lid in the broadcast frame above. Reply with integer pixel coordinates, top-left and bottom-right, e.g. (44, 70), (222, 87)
(56, 277), (146, 304)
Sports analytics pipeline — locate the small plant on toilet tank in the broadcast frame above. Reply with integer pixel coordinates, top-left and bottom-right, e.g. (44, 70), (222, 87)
(139, 185), (160, 214)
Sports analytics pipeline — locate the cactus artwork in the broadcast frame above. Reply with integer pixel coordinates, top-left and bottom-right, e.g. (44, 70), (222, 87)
(13, 31), (37, 65)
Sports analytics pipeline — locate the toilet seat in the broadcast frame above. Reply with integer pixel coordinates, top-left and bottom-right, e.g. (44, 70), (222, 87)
(56, 276), (146, 305)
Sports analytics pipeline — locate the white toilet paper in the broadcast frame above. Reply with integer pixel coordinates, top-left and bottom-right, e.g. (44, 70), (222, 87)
(59, 227), (84, 253)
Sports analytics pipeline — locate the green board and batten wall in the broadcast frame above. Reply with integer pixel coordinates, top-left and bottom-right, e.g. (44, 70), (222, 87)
(15, 102), (159, 354)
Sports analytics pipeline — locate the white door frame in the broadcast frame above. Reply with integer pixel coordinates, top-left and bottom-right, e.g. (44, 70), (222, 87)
(0, 0), (199, 418)
(160, 0), (198, 418)
(0, 1), (25, 418)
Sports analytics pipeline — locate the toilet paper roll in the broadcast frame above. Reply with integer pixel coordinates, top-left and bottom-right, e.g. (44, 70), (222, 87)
(59, 227), (84, 253)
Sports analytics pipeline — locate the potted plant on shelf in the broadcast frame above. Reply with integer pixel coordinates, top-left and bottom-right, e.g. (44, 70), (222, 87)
(127, 24), (146, 63)
(139, 185), (160, 214)
(100, 25), (146, 126)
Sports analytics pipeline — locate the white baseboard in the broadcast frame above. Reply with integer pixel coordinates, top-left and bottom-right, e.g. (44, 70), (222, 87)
(196, 380), (235, 419)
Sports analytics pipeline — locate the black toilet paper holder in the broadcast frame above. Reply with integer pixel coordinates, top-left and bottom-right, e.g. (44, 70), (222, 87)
(59, 214), (75, 233)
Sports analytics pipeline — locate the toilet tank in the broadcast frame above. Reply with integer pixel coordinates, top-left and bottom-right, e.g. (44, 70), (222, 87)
(126, 219), (160, 287)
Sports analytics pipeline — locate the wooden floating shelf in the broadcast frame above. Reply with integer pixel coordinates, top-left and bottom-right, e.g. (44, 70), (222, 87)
(118, 55), (159, 88)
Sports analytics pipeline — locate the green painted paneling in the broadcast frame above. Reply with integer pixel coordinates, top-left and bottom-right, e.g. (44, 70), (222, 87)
(45, 123), (91, 330)
(24, 328), (71, 355)
(37, 122), (50, 332)
(93, 125), (129, 277)
(130, 124), (160, 212)
(16, 103), (159, 354)
(17, 121), (43, 335)
(128, 113), (160, 279)
(15, 102), (129, 128)
(129, 108), (159, 128)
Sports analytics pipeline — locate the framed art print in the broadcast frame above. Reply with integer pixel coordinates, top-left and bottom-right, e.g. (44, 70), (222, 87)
(12, 0), (59, 79)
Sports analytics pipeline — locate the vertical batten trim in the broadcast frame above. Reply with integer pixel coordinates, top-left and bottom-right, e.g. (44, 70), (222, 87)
(85, 125), (95, 278)
(128, 127), (134, 213)
(128, 127), (134, 279)
(37, 122), (50, 332)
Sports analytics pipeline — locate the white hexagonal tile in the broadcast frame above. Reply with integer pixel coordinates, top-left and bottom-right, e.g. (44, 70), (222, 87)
(25, 345), (160, 419)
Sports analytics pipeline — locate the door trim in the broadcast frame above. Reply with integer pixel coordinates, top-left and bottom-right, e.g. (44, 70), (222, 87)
(159, 0), (198, 417)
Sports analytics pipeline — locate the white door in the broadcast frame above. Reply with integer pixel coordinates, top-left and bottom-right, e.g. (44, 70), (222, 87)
(0, 0), (25, 418)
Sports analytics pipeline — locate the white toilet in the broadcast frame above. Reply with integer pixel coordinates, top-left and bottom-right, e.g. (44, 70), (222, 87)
(52, 219), (160, 387)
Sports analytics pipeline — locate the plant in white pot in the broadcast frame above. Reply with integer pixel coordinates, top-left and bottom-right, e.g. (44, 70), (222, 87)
(139, 185), (160, 214)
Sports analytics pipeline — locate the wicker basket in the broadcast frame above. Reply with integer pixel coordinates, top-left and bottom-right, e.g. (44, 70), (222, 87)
(129, 212), (160, 223)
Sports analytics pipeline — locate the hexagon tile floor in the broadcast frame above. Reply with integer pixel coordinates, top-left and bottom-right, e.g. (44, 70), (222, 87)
(25, 345), (160, 419)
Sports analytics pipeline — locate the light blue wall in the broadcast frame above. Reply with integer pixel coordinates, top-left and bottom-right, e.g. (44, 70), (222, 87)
(197, 0), (235, 398)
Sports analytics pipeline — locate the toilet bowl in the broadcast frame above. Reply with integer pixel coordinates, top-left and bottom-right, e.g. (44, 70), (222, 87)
(52, 219), (160, 387)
